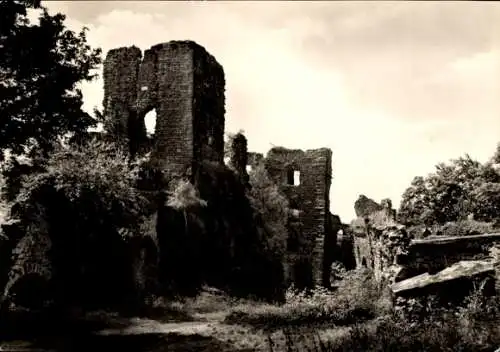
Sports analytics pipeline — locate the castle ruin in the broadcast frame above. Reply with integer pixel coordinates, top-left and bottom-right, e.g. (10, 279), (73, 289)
(264, 147), (334, 287)
(350, 195), (500, 301)
(102, 40), (337, 288)
(103, 41), (225, 178)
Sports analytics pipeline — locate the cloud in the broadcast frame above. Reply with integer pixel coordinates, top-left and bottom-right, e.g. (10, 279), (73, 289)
(295, 2), (500, 122)
(43, 1), (500, 222)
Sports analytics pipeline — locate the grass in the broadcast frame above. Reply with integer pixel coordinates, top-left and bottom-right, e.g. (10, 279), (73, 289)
(268, 288), (500, 352)
(225, 269), (389, 331)
(1, 270), (499, 351)
(216, 268), (500, 351)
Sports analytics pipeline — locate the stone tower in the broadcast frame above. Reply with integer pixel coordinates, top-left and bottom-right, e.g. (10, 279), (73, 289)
(264, 147), (333, 287)
(103, 40), (226, 178)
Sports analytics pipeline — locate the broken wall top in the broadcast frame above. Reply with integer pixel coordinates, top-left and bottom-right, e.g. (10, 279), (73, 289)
(266, 147), (332, 160)
(247, 152), (264, 167)
(103, 40), (224, 117)
(103, 40), (226, 173)
(265, 146), (332, 178)
(351, 195), (399, 235)
(354, 195), (383, 218)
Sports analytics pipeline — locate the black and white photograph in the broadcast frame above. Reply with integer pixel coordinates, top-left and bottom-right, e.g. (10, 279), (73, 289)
(0, 0), (500, 351)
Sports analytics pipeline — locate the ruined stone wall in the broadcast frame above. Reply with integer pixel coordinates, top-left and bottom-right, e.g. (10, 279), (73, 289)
(351, 224), (412, 283)
(350, 197), (411, 283)
(352, 214), (500, 291)
(264, 147), (332, 287)
(396, 233), (500, 279)
(354, 195), (383, 218)
(103, 41), (225, 178)
(103, 46), (143, 144)
(353, 232), (372, 268)
(247, 152), (264, 168)
(192, 45), (225, 165)
(2, 232), (52, 307)
(226, 133), (249, 186)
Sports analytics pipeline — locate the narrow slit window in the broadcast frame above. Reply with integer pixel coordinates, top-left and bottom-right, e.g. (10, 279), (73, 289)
(293, 170), (300, 185)
(286, 168), (300, 186)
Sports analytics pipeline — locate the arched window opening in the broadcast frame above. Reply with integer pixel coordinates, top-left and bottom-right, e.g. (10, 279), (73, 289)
(144, 109), (157, 137)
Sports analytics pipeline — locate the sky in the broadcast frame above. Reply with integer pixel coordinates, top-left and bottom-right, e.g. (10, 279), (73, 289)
(43, 1), (500, 222)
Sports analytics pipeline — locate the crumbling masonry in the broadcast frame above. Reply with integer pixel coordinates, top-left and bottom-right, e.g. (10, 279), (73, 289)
(350, 196), (500, 301)
(0, 41), (339, 309)
(103, 41), (225, 178)
(104, 41), (335, 289)
(264, 147), (334, 287)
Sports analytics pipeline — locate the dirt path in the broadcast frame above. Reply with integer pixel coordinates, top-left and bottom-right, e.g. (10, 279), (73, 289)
(93, 314), (357, 352)
(97, 319), (216, 336)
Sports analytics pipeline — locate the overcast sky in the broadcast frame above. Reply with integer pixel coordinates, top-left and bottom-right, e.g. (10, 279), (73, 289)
(44, 1), (500, 222)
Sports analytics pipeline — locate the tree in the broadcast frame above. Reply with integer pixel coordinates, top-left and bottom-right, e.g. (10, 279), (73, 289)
(398, 152), (500, 226)
(0, 0), (101, 159)
(491, 142), (500, 165)
(398, 176), (433, 225)
(246, 163), (289, 260)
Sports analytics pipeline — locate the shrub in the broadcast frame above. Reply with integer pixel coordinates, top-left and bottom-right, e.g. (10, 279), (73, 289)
(436, 220), (497, 237)
(409, 220), (498, 239)
(3, 140), (149, 312)
(327, 295), (500, 352)
(225, 268), (382, 331)
(167, 179), (207, 211)
(327, 289), (500, 352)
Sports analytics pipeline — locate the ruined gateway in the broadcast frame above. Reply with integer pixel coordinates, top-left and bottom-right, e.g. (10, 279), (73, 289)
(1, 40), (339, 305)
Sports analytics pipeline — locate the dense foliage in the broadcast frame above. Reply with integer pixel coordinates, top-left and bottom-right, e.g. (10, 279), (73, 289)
(0, 0), (101, 159)
(4, 141), (149, 311)
(246, 163), (289, 261)
(398, 147), (500, 226)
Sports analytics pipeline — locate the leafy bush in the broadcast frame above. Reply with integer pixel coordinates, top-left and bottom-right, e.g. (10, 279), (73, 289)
(436, 220), (497, 237)
(167, 179), (207, 211)
(408, 220), (498, 238)
(325, 292), (500, 352)
(3, 140), (149, 311)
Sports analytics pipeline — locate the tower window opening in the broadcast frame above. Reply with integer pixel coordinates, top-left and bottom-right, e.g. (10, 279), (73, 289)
(294, 171), (300, 185)
(287, 168), (300, 186)
(144, 109), (157, 137)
